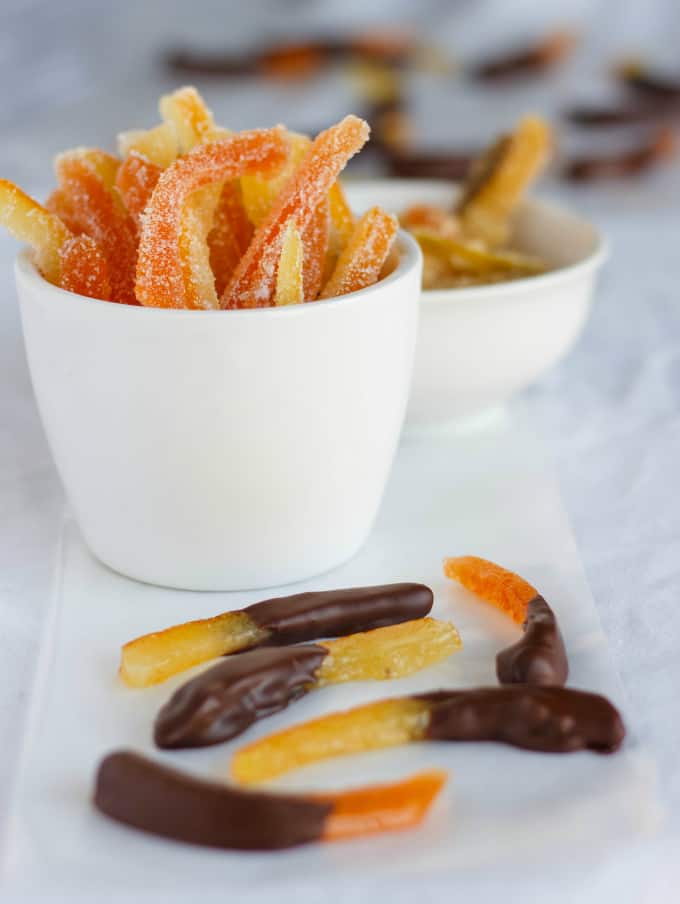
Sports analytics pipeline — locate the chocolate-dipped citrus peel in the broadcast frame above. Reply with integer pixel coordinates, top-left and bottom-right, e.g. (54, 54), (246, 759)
(120, 582), (434, 688)
(94, 751), (445, 850)
(155, 618), (461, 749)
(443, 556), (568, 687)
(231, 686), (626, 784)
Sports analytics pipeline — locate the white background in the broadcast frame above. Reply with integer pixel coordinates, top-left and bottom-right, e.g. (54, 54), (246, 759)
(1, 0), (679, 899)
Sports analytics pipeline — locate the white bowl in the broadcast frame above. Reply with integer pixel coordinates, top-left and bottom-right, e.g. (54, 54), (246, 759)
(346, 179), (607, 428)
(15, 233), (421, 591)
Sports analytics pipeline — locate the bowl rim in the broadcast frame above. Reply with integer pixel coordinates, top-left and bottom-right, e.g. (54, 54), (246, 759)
(14, 228), (421, 317)
(345, 177), (610, 305)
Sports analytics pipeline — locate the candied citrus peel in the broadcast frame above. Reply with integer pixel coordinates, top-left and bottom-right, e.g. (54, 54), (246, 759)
(118, 123), (178, 169)
(0, 179), (72, 283)
(443, 555), (537, 624)
(159, 86), (218, 152)
(274, 220), (304, 305)
(316, 617), (461, 686)
(135, 128), (288, 309)
(222, 115), (369, 309)
(317, 769), (446, 841)
(55, 152), (137, 304)
(232, 697), (431, 784)
(455, 115), (552, 247)
(241, 131), (311, 227)
(320, 205), (398, 298)
(208, 181), (253, 295)
(115, 151), (162, 230)
(58, 234), (111, 300)
(120, 610), (268, 688)
(413, 230), (545, 285)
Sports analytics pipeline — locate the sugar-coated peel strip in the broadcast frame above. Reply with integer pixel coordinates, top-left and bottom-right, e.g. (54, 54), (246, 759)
(301, 198), (329, 300)
(0, 180), (72, 283)
(320, 205), (398, 298)
(443, 555), (568, 686)
(274, 220), (304, 305)
(154, 618), (461, 748)
(326, 178), (355, 277)
(120, 582), (433, 688)
(55, 153), (138, 304)
(58, 235), (112, 300)
(222, 115), (369, 309)
(94, 751), (445, 850)
(455, 116), (552, 248)
(46, 188), (83, 236)
(159, 85), (217, 153)
(241, 132), (311, 227)
(231, 686), (626, 784)
(118, 123), (178, 169)
(114, 151), (162, 230)
(135, 129), (288, 309)
(208, 181), (253, 295)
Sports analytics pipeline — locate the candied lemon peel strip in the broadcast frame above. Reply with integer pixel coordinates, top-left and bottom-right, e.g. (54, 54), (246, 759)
(232, 697), (432, 784)
(443, 555), (537, 624)
(317, 617), (461, 686)
(120, 611), (268, 688)
(0, 180), (72, 283)
(275, 220), (304, 305)
(455, 115), (552, 247)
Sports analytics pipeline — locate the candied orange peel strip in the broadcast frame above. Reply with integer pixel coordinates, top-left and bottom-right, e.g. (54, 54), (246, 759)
(120, 610), (268, 688)
(208, 181), (253, 295)
(135, 128), (288, 308)
(320, 205), (398, 298)
(0, 179), (72, 283)
(118, 123), (178, 169)
(274, 220), (304, 305)
(232, 697), (431, 784)
(222, 115), (369, 309)
(317, 769), (446, 841)
(58, 234), (112, 300)
(316, 617), (461, 686)
(455, 115), (552, 248)
(443, 555), (537, 624)
(241, 131), (311, 227)
(115, 151), (162, 230)
(55, 152), (137, 304)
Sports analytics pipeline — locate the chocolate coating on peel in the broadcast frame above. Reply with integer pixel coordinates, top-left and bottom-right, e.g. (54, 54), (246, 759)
(155, 646), (327, 749)
(94, 751), (330, 850)
(246, 583), (433, 645)
(496, 596), (568, 687)
(420, 687), (625, 754)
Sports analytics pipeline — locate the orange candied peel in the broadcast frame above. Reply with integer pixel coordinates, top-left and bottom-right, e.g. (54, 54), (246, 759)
(443, 555), (537, 624)
(222, 115), (370, 309)
(318, 769), (446, 841)
(320, 205), (398, 298)
(241, 131), (311, 227)
(120, 610), (268, 688)
(0, 179), (72, 283)
(231, 697), (431, 784)
(274, 220), (304, 305)
(316, 617), (461, 686)
(55, 152), (137, 304)
(208, 181), (253, 295)
(135, 128), (288, 309)
(114, 151), (162, 230)
(58, 235), (111, 300)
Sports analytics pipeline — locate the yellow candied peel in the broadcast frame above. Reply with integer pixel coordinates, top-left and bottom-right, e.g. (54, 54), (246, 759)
(119, 611), (268, 688)
(231, 697), (432, 784)
(316, 617), (461, 685)
(117, 123), (179, 169)
(274, 220), (304, 305)
(0, 180), (72, 283)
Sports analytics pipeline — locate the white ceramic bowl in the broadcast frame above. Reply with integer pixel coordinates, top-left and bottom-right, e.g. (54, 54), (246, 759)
(15, 233), (421, 591)
(346, 180), (607, 428)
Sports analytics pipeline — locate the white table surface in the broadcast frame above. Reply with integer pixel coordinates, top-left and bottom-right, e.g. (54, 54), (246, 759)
(1, 1), (679, 899)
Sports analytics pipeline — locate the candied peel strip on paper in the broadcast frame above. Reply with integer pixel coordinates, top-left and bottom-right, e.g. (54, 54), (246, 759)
(443, 555), (537, 624)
